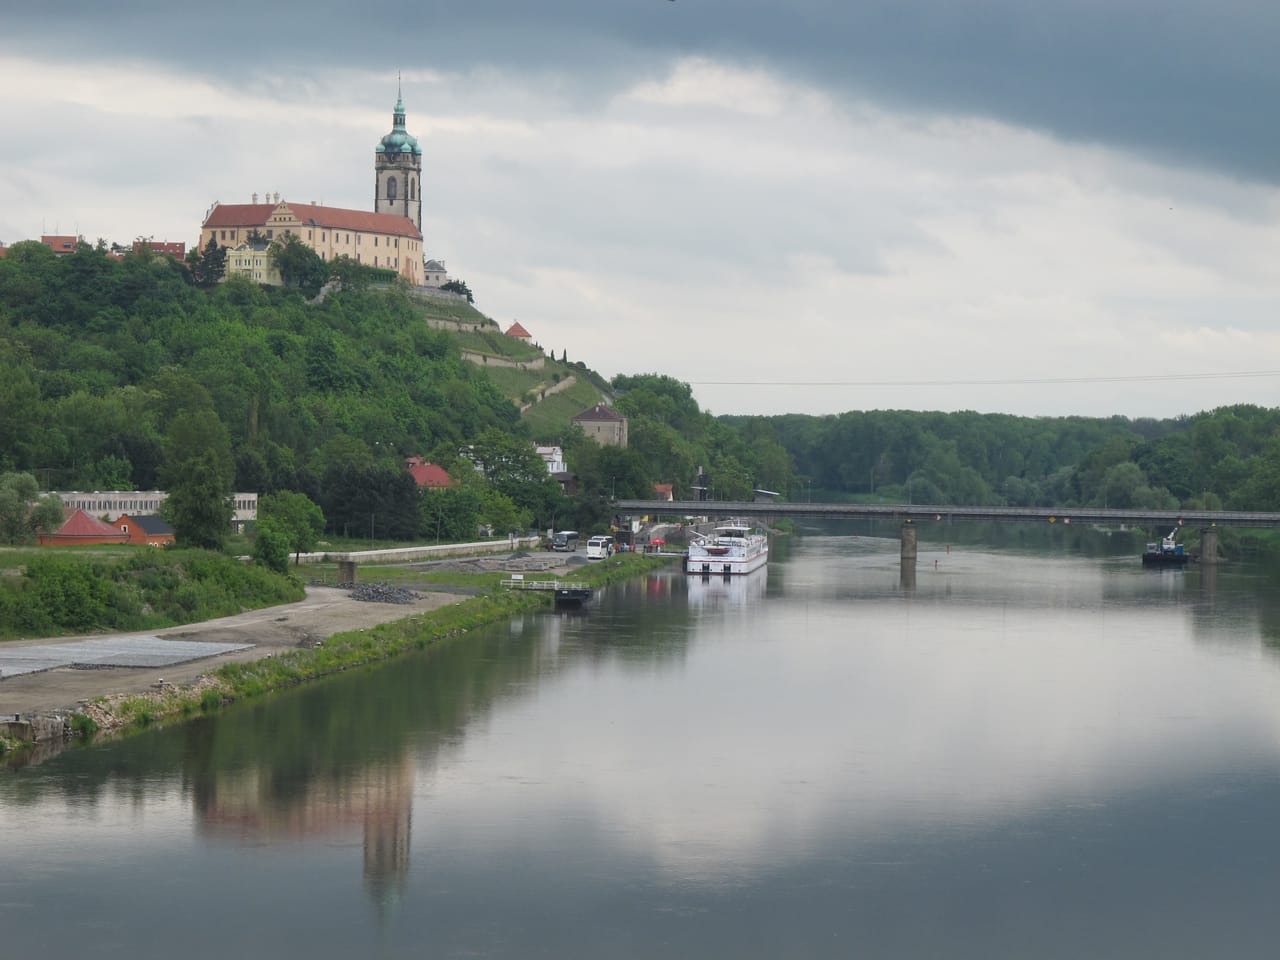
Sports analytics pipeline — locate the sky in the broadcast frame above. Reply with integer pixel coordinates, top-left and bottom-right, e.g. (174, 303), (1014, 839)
(2, 0), (1279, 420)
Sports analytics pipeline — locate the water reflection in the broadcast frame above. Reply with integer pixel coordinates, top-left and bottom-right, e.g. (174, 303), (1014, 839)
(685, 567), (768, 611)
(7, 532), (1280, 956)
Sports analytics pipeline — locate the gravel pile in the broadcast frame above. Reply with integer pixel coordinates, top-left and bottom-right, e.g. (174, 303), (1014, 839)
(344, 582), (421, 604)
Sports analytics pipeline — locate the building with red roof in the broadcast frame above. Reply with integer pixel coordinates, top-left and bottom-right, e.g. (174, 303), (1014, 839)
(200, 198), (424, 285)
(405, 457), (455, 489)
(41, 235), (81, 255)
(38, 508), (130, 546)
(198, 91), (436, 287)
(133, 240), (186, 258)
(504, 321), (532, 341)
(113, 514), (176, 547)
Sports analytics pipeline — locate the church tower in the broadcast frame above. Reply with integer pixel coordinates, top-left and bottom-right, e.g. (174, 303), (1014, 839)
(374, 78), (423, 234)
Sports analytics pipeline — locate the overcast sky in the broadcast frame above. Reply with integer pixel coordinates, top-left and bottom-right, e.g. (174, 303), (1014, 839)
(3, 1), (1279, 419)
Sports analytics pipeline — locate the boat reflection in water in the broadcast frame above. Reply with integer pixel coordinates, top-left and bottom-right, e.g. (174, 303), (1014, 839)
(685, 566), (769, 610)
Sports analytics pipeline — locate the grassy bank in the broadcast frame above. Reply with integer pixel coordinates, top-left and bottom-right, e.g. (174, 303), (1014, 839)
(0, 549), (304, 641)
(73, 552), (673, 740)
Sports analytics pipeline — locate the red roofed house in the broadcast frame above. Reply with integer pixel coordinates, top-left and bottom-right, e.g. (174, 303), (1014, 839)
(38, 508), (130, 547)
(41, 235), (81, 256)
(405, 457), (455, 489)
(504, 321), (532, 341)
(113, 514), (176, 547)
(133, 240), (186, 258)
(571, 403), (629, 448)
(653, 483), (674, 502)
(201, 198), (423, 285)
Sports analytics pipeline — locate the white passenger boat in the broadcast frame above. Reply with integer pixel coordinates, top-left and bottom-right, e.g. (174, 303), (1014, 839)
(684, 520), (769, 575)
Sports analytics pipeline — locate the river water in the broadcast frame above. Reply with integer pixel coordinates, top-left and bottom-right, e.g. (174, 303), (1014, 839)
(5, 523), (1280, 958)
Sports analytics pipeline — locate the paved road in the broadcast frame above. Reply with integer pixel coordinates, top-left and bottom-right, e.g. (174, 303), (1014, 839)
(0, 586), (457, 717)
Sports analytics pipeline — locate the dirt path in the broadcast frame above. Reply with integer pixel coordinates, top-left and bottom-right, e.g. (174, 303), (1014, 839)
(0, 586), (461, 717)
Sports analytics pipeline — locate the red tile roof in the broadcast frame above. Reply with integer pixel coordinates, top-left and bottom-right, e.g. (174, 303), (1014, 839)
(41, 235), (79, 254)
(505, 321), (532, 339)
(406, 461), (454, 488)
(53, 508), (130, 540)
(203, 202), (421, 240)
(203, 203), (277, 227)
(134, 240), (186, 257)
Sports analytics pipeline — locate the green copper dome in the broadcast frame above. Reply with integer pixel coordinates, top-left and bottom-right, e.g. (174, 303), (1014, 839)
(376, 95), (422, 156)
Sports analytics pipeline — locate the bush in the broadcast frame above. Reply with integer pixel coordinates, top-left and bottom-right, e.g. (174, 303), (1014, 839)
(252, 518), (291, 574)
(70, 713), (99, 737)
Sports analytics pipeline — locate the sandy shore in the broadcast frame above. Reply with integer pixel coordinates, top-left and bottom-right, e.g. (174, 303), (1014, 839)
(0, 585), (465, 717)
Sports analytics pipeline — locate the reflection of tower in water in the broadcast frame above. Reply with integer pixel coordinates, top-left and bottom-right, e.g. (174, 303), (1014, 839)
(362, 754), (415, 923)
(194, 750), (416, 925)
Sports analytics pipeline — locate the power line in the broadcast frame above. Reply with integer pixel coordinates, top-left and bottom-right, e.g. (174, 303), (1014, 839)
(685, 370), (1280, 388)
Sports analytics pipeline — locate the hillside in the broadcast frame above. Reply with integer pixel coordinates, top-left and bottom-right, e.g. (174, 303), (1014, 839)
(5, 239), (1270, 555)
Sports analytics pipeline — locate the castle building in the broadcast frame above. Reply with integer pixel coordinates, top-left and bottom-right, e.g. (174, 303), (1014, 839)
(374, 84), (423, 235)
(200, 199), (423, 285)
(199, 87), (428, 286)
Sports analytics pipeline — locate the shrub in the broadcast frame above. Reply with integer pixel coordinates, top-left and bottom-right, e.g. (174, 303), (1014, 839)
(70, 713), (99, 737)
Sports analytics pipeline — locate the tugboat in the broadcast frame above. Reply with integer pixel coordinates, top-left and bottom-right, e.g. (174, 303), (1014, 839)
(1142, 529), (1190, 567)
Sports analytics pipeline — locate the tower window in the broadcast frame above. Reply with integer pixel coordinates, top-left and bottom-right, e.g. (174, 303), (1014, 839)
(387, 176), (398, 201)
(409, 179), (416, 200)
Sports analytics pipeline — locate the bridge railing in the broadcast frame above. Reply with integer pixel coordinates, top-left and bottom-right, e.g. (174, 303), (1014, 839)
(614, 499), (1280, 529)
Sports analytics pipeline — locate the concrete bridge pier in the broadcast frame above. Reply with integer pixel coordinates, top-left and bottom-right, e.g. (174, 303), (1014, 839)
(900, 521), (917, 590)
(900, 522), (917, 564)
(1200, 527), (1219, 566)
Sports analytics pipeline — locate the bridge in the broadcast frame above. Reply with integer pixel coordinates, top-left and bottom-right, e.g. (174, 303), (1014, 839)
(615, 499), (1280, 568)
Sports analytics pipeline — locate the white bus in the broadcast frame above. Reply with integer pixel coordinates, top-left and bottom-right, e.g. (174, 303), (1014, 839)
(586, 535), (612, 559)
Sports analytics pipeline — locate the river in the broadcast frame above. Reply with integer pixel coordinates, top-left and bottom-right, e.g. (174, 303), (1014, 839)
(4, 522), (1280, 958)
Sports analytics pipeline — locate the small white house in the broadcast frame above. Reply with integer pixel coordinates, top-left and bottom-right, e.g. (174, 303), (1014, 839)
(537, 446), (567, 474)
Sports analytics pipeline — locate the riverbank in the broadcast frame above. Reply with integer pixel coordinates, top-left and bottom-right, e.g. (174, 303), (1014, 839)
(1, 552), (674, 757)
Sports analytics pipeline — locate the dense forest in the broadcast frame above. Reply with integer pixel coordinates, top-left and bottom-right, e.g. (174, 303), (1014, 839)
(2, 239), (1277, 552)
(723, 404), (1280, 512)
(0, 241), (791, 542)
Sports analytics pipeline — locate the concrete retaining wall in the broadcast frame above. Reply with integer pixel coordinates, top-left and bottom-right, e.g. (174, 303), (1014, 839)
(4, 715), (66, 743)
(297, 536), (543, 566)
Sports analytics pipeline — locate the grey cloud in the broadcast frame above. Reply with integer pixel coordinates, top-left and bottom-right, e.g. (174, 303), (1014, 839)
(7, 1), (1280, 182)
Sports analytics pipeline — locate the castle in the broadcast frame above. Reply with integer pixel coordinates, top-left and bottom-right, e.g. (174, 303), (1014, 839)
(200, 85), (436, 287)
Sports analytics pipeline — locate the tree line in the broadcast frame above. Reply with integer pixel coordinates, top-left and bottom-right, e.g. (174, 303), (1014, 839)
(4, 238), (1276, 556)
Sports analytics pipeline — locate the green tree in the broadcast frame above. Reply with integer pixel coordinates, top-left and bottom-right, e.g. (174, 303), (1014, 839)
(192, 236), (226, 287)
(328, 255), (372, 292)
(441, 278), (474, 303)
(162, 450), (235, 549)
(0, 472), (64, 543)
(258, 490), (325, 564)
(252, 517), (292, 574)
(31, 493), (67, 537)
(479, 489), (530, 537)
(419, 485), (483, 542)
(269, 234), (328, 296)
